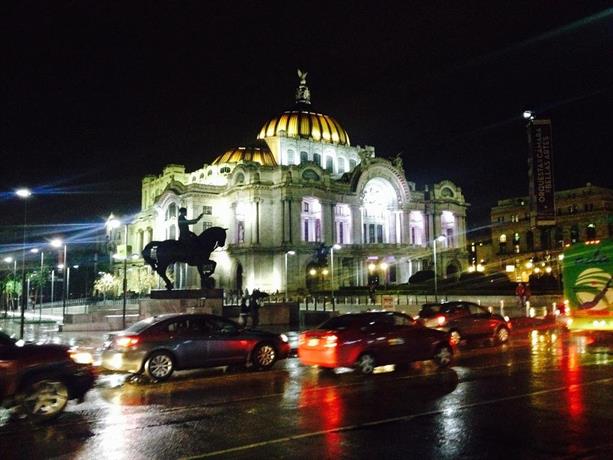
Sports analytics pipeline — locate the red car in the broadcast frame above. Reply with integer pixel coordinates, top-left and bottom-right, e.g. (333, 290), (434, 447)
(417, 301), (511, 346)
(298, 311), (453, 374)
(0, 331), (96, 422)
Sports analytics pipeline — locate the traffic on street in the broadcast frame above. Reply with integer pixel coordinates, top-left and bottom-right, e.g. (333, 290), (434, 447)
(1, 320), (612, 459)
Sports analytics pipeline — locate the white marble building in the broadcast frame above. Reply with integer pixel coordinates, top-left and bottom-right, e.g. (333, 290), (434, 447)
(109, 73), (469, 294)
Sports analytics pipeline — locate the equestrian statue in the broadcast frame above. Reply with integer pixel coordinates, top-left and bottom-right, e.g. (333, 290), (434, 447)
(142, 207), (227, 290)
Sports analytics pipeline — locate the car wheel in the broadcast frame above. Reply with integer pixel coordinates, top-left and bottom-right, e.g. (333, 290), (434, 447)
(432, 344), (453, 368)
(449, 330), (462, 346)
(252, 343), (277, 370)
(145, 351), (175, 381)
(355, 353), (376, 375)
(495, 326), (510, 344)
(19, 379), (69, 422)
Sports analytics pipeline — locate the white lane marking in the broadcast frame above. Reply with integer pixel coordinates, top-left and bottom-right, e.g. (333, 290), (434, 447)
(183, 376), (613, 459)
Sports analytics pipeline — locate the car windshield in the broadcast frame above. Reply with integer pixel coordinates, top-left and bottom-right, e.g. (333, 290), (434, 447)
(419, 304), (458, 317)
(125, 317), (158, 333)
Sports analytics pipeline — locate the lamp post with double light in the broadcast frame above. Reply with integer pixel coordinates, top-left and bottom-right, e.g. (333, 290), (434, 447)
(16, 188), (32, 338)
(433, 235), (446, 302)
(284, 250), (295, 301)
(107, 217), (128, 329)
(51, 238), (68, 323)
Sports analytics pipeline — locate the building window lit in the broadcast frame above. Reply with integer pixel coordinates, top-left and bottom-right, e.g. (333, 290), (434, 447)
(302, 197), (322, 242)
(287, 149), (295, 165)
(586, 223), (596, 240)
(203, 205), (213, 215)
(325, 156), (334, 173)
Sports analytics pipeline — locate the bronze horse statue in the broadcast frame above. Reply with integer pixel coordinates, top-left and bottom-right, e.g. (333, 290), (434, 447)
(142, 226), (227, 290)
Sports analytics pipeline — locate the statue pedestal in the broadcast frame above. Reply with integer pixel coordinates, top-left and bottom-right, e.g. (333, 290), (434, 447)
(140, 289), (223, 318)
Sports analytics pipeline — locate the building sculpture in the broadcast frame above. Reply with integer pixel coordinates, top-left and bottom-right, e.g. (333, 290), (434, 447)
(109, 72), (469, 295)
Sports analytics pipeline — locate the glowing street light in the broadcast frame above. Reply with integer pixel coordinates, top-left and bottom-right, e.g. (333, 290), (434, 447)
(16, 188), (32, 339)
(523, 110), (534, 120)
(284, 250), (296, 301)
(433, 235), (446, 302)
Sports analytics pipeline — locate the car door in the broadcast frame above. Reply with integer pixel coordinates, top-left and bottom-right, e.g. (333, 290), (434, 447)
(162, 317), (207, 369)
(465, 303), (495, 337)
(204, 317), (247, 365)
(449, 304), (474, 336)
(394, 313), (435, 361)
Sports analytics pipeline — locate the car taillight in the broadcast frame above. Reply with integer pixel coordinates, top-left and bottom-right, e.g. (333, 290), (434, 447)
(298, 333), (306, 346)
(323, 334), (338, 348)
(436, 315), (447, 326)
(115, 336), (139, 348)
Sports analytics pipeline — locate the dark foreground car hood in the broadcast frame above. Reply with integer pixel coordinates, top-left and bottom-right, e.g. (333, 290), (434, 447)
(18, 343), (70, 359)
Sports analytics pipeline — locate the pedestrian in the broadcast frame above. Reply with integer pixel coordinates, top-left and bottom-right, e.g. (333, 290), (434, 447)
(249, 290), (260, 327)
(524, 283), (531, 306)
(239, 296), (249, 326)
(515, 282), (526, 308)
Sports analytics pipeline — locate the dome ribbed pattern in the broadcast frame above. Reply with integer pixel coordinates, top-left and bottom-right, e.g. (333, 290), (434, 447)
(257, 110), (350, 146)
(212, 146), (277, 166)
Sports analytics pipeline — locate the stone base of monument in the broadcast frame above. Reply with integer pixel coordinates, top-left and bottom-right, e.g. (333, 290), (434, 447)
(140, 289), (223, 318)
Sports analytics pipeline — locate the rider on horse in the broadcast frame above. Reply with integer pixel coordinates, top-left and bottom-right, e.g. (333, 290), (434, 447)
(178, 207), (204, 251)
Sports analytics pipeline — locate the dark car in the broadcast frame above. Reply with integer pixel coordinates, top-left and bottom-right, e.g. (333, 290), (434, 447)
(417, 301), (511, 346)
(101, 313), (291, 381)
(0, 331), (96, 422)
(298, 311), (452, 374)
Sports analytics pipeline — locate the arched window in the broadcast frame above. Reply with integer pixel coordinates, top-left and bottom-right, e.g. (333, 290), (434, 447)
(302, 197), (322, 242)
(337, 157), (346, 174)
(235, 173), (245, 184)
(287, 149), (296, 165)
(349, 159), (357, 170)
(165, 203), (177, 221)
(313, 153), (321, 166)
(300, 151), (309, 163)
(325, 156), (334, 173)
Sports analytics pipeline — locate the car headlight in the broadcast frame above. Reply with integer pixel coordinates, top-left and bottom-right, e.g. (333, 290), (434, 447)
(280, 333), (289, 343)
(70, 348), (94, 365)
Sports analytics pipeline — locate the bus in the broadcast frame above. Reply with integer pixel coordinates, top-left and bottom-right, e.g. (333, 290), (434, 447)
(562, 239), (613, 332)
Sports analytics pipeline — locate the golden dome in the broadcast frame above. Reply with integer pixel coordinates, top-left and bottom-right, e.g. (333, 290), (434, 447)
(212, 146), (277, 166)
(257, 110), (350, 146)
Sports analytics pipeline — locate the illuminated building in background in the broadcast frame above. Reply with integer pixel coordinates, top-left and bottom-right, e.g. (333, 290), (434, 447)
(110, 73), (468, 293)
(482, 183), (612, 282)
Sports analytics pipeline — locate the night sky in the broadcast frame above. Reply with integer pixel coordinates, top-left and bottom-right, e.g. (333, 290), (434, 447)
(2, 1), (612, 245)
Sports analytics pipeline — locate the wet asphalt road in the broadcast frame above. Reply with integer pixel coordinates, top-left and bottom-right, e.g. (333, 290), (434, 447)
(1, 329), (612, 460)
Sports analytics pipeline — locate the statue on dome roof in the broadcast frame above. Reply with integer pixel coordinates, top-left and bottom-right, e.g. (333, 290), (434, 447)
(296, 68), (311, 105)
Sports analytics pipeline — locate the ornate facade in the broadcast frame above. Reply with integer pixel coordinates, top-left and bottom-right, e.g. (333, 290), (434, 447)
(110, 73), (469, 294)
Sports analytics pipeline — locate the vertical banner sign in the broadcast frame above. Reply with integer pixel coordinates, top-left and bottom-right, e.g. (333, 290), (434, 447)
(528, 119), (556, 227)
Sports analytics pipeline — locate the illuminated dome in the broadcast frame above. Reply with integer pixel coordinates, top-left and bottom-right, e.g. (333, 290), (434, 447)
(257, 69), (350, 146)
(212, 146), (277, 166)
(257, 110), (350, 146)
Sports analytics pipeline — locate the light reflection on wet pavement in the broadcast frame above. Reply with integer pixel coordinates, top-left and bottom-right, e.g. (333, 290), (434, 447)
(1, 328), (612, 459)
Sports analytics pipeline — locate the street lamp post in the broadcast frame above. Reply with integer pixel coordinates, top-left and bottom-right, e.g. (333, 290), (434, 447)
(330, 244), (341, 307)
(3, 257), (17, 317)
(51, 238), (68, 324)
(16, 188), (32, 339)
(433, 235), (446, 302)
(30, 248), (44, 321)
(107, 217), (128, 329)
(284, 250), (296, 301)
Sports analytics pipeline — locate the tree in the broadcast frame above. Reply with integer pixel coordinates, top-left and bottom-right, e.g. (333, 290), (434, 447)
(94, 272), (120, 299)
